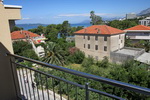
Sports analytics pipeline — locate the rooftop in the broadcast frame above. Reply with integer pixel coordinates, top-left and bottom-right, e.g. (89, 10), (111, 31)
(11, 30), (40, 40)
(74, 25), (124, 35)
(124, 25), (150, 31)
(4, 5), (22, 9)
(115, 48), (143, 56)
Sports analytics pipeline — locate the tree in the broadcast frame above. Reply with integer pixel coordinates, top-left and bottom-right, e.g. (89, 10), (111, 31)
(61, 21), (71, 33)
(13, 41), (32, 55)
(67, 50), (85, 64)
(41, 42), (65, 66)
(22, 49), (39, 60)
(11, 26), (23, 32)
(82, 57), (94, 67)
(107, 19), (138, 30)
(143, 40), (150, 52)
(90, 11), (103, 25)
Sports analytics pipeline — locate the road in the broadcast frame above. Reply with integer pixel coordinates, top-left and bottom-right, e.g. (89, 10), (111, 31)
(17, 69), (66, 100)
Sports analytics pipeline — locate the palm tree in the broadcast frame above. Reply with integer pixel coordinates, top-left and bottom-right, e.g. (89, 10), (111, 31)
(144, 40), (150, 52)
(41, 42), (64, 66)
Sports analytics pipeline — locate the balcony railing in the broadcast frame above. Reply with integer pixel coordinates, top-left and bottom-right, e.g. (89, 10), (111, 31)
(7, 53), (150, 100)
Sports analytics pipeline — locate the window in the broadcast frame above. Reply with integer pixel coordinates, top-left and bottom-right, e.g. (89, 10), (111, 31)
(104, 46), (107, 51)
(95, 36), (98, 41)
(95, 45), (98, 50)
(119, 35), (121, 39)
(84, 44), (85, 48)
(88, 36), (90, 40)
(95, 56), (98, 61)
(104, 36), (107, 41)
(83, 35), (85, 39)
(121, 40), (123, 43)
(88, 44), (90, 49)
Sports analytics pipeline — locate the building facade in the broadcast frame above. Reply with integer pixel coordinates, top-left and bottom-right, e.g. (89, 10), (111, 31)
(126, 13), (137, 19)
(0, 2), (22, 53)
(124, 25), (150, 43)
(139, 17), (150, 26)
(74, 25), (125, 60)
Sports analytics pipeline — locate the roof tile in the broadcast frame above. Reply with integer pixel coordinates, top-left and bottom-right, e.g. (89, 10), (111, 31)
(74, 25), (124, 35)
(124, 25), (150, 30)
(11, 30), (40, 40)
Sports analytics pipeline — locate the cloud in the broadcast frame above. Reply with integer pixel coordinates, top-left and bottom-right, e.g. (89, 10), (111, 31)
(22, 17), (31, 20)
(57, 13), (124, 18)
(53, 16), (62, 19)
(58, 13), (90, 17)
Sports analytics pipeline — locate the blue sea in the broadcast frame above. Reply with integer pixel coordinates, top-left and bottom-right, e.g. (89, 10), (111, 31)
(16, 23), (91, 30)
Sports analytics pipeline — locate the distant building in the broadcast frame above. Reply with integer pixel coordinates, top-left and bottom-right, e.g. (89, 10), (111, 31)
(66, 36), (75, 42)
(126, 13), (137, 19)
(57, 33), (68, 39)
(74, 25), (125, 61)
(124, 25), (150, 43)
(139, 17), (150, 26)
(11, 30), (46, 44)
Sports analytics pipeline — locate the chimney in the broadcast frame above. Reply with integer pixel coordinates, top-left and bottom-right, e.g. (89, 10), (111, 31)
(20, 30), (23, 34)
(97, 29), (100, 34)
(84, 29), (87, 33)
(95, 28), (100, 34)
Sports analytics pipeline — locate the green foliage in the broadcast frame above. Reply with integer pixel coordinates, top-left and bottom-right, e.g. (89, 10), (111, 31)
(96, 56), (109, 68)
(19, 61), (33, 67)
(13, 41), (32, 55)
(34, 59), (150, 100)
(22, 49), (39, 60)
(11, 26), (23, 32)
(125, 38), (150, 52)
(13, 41), (39, 60)
(61, 21), (71, 33)
(41, 42), (65, 66)
(90, 11), (103, 25)
(68, 50), (85, 64)
(28, 25), (45, 35)
(105, 60), (150, 99)
(82, 57), (94, 67)
(107, 19), (138, 30)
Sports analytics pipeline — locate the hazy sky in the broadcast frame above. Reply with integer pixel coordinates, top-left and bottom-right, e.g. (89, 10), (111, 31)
(4, 0), (150, 24)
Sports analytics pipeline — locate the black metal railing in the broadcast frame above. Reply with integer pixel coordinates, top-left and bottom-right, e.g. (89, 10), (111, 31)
(8, 53), (150, 100)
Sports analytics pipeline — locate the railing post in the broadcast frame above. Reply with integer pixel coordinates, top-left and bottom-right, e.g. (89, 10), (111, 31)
(85, 83), (89, 100)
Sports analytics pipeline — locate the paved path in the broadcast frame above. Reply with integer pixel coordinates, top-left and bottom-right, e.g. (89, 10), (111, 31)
(17, 69), (66, 100)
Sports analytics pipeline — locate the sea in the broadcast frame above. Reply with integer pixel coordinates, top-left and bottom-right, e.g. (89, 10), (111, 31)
(16, 23), (91, 30)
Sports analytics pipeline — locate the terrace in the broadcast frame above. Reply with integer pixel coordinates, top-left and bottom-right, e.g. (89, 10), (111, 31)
(0, 42), (150, 100)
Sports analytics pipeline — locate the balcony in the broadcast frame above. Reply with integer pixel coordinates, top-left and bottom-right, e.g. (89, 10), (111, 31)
(0, 43), (150, 100)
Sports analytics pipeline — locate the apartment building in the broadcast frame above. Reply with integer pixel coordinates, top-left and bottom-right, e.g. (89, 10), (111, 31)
(124, 25), (150, 43)
(126, 13), (137, 19)
(0, 2), (22, 53)
(74, 25), (125, 60)
(139, 17), (150, 26)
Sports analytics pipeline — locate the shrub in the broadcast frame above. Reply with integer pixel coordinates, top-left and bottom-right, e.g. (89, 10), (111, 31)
(82, 57), (94, 67)
(96, 56), (109, 68)
(68, 50), (85, 64)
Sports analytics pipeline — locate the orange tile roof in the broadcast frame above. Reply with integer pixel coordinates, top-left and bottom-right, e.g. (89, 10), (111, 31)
(11, 30), (40, 40)
(124, 25), (150, 30)
(74, 25), (124, 35)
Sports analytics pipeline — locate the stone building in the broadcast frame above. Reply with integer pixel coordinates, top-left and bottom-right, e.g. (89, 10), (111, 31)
(74, 25), (125, 60)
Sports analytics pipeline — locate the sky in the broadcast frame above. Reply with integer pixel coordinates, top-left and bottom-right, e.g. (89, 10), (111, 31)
(4, 0), (150, 24)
